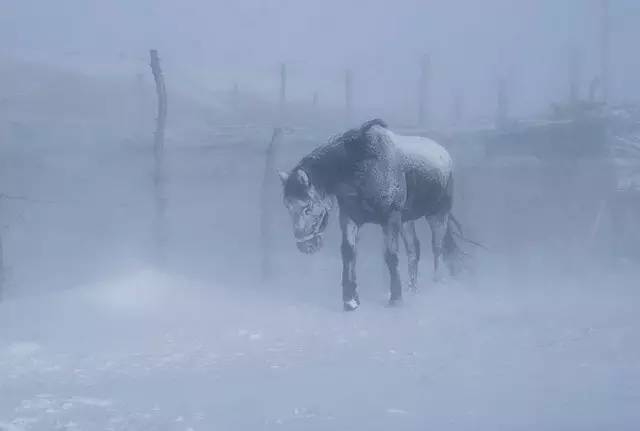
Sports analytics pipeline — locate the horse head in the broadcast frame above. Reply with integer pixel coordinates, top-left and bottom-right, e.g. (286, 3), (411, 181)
(278, 168), (332, 254)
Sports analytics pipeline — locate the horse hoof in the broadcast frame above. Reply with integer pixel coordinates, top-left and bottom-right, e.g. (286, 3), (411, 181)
(343, 299), (359, 311)
(387, 297), (403, 307)
(447, 262), (463, 277)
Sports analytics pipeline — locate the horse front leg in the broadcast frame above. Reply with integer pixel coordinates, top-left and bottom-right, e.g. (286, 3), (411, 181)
(340, 210), (360, 311)
(401, 221), (420, 292)
(383, 211), (403, 305)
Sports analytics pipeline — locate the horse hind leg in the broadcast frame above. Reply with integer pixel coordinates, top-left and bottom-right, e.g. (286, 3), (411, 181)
(383, 211), (403, 306)
(401, 221), (420, 292)
(443, 216), (463, 276)
(427, 212), (449, 282)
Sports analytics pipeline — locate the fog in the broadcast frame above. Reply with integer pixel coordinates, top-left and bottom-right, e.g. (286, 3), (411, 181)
(6, 0), (640, 119)
(1, 1), (640, 430)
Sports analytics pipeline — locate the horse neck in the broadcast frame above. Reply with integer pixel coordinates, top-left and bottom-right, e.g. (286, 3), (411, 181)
(300, 143), (345, 196)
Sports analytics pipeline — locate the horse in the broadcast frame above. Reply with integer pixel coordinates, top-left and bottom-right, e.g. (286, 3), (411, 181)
(278, 119), (466, 311)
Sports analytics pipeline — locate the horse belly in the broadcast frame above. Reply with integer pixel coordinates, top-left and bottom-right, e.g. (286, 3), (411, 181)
(339, 196), (386, 224)
(402, 171), (449, 221)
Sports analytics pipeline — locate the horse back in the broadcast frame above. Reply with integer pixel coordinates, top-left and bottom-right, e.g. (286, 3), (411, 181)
(337, 125), (453, 224)
(389, 131), (454, 220)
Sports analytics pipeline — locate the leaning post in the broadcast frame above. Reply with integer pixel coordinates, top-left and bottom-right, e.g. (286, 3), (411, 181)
(149, 49), (168, 266)
(279, 63), (287, 126)
(261, 128), (284, 281)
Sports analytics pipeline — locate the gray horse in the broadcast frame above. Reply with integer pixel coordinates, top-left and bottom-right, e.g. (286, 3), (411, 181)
(279, 119), (464, 311)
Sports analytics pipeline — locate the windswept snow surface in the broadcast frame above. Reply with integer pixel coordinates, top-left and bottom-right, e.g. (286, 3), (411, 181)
(1, 265), (639, 431)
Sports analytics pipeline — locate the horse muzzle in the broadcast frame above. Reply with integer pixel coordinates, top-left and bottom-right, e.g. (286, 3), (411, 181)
(296, 234), (323, 254)
(294, 210), (328, 254)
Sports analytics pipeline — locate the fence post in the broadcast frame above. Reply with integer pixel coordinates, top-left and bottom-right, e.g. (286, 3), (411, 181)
(0, 233), (4, 301)
(149, 49), (168, 265)
(345, 69), (353, 125)
(600, 0), (610, 103)
(232, 82), (239, 109)
(452, 90), (463, 127)
(418, 54), (429, 127)
(569, 45), (581, 105)
(261, 128), (284, 280)
(279, 63), (287, 125)
(496, 75), (508, 129)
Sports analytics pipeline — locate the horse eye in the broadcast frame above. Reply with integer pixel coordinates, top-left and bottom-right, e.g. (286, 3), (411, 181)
(303, 206), (312, 216)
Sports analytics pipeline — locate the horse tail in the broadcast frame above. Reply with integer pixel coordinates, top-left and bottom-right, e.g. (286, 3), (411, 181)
(448, 213), (488, 251)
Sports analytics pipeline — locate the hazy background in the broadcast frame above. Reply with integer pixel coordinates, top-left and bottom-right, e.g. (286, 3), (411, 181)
(3, 0), (640, 121)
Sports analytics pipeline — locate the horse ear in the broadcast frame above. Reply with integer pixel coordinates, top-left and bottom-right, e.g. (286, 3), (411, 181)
(296, 169), (310, 188)
(278, 170), (289, 186)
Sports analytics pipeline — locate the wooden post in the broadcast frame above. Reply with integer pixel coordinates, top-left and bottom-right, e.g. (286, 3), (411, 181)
(312, 91), (319, 109)
(569, 46), (581, 105)
(0, 233), (4, 301)
(345, 69), (353, 125)
(232, 82), (239, 109)
(279, 63), (287, 125)
(496, 75), (508, 129)
(261, 128), (284, 280)
(600, 0), (610, 103)
(589, 76), (601, 103)
(451, 90), (463, 127)
(149, 49), (168, 265)
(418, 54), (429, 127)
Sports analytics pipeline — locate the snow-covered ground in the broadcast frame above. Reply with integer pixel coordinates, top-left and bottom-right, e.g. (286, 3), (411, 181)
(1, 129), (638, 429)
(1, 262), (639, 430)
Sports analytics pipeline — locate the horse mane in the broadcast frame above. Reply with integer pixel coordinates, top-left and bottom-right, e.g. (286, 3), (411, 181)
(327, 118), (389, 146)
(286, 119), (389, 198)
(360, 118), (388, 132)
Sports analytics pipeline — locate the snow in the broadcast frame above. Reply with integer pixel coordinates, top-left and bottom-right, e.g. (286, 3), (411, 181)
(387, 129), (453, 185)
(1, 266), (639, 430)
(6, 342), (41, 358)
(344, 298), (359, 310)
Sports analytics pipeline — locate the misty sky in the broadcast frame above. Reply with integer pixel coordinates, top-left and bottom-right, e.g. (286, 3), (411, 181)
(2, 0), (640, 122)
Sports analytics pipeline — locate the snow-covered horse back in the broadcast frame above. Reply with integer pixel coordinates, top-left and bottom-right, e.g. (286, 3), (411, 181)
(279, 119), (463, 310)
